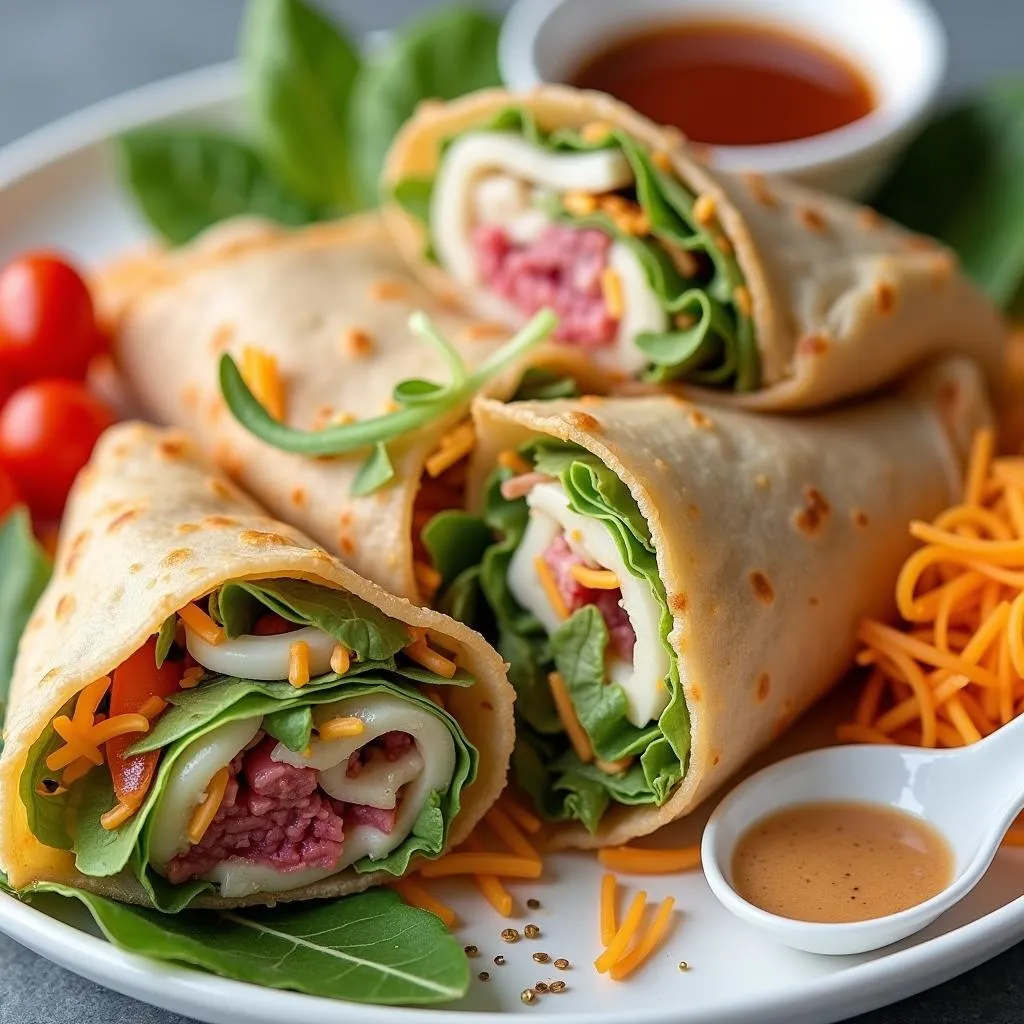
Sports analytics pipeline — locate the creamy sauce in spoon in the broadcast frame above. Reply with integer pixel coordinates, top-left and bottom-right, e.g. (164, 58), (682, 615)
(731, 801), (954, 924)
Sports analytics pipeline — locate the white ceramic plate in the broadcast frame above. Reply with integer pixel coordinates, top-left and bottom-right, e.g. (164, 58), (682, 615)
(0, 63), (1023, 1024)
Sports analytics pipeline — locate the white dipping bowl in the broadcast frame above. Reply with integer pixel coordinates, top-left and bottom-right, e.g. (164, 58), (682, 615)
(499, 0), (948, 198)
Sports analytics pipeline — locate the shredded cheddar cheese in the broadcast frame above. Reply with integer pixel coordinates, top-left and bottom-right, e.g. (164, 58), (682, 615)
(241, 346), (286, 421)
(391, 879), (457, 927)
(178, 603), (225, 646)
(499, 797), (542, 834)
(405, 635), (458, 679)
(548, 671), (594, 764)
(569, 565), (620, 590)
(413, 560), (443, 600)
(535, 556), (570, 621)
(330, 644), (351, 675)
(484, 806), (540, 862)
(594, 889), (647, 973)
(288, 640), (310, 688)
(187, 766), (231, 845)
(62, 757), (98, 786)
(464, 835), (514, 917)
(100, 802), (136, 831)
(138, 695), (168, 720)
(609, 897), (676, 980)
(425, 421), (475, 478)
(847, 428), (1024, 747)
(598, 845), (702, 874)
(179, 666), (205, 689)
(600, 268), (624, 319)
(498, 449), (532, 475)
(73, 676), (111, 729)
(318, 716), (365, 741)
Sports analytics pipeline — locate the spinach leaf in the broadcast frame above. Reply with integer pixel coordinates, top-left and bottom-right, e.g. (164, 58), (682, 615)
(0, 508), (51, 726)
(263, 705), (313, 752)
(116, 129), (321, 245)
(22, 884), (468, 1005)
(74, 773), (148, 878)
(872, 81), (1024, 307)
(349, 6), (502, 206)
(241, 0), (361, 209)
(421, 511), (494, 588)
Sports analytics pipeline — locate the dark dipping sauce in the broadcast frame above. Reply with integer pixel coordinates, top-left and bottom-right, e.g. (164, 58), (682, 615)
(731, 801), (954, 924)
(570, 21), (875, 146)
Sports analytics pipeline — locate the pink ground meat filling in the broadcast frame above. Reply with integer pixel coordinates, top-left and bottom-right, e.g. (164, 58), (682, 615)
(473, 222), (618, 348)
(542, 534), (636, 661)
(165, 732), (413, 885)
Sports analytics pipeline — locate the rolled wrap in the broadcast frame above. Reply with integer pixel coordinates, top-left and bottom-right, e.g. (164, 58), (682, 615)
(107, 213), (594, 601)
(468, 358), (990, 847)
(384, 85), (1004, 410)
(0, 422), (514, 905)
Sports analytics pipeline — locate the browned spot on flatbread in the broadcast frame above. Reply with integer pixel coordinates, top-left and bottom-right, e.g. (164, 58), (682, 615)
(207, 478), (236, 501)
(929, 252), (955, 287)
(340, 327), (375, 357)
(793, 486), (831, 535)
(579, 394), (603, 406)
(177, 523), (200, 535)
(809, 596), (820, 607)
(874, 280), (896, 314)
(340, 536), (356, 557)
(162, 548), (191, 567)
(566, 411), (601, 432)
(239, 530), (298, 548)
(339, 511), (353, 528)
(291, 487), (307, 509)
(710, 751), (721, 768)
(749, 571), (775, 604)
(64, 530), (91, 573)
(852, 508), (870, 529)
(796, 206), (827, 232)
(797, 334), (830, 358)
(55, 594), (75, 622)
(689, 684), (702, 703)
(754, 474), (770, 491)
(460, 321), (508, 343)
(668, 592), (688, 615)
(181, 384), (200, 411)
(106, 508), (142, 533)
(311, 548), (332, 562)
(756, 673), (771, 703)
(687, 503), (700, 518)
(904, 234), (940, 253)
(741, 172), (777, 208)
(202, 515), (240, 528)
(207, 395), (225, 424)
(689, 409), (713, 429)
(858, 208), (883, 230)
(369, 279), (408, 302)
(208, 323), (235, 353)
(158, 438), (191, 460)
(129, 562), (143, 574)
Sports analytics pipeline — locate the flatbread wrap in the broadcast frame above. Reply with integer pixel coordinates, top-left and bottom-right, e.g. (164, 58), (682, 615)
(452, 358), (990, 847)
(0, 422), (514, 907)
(383, 86), (1004, 411)
(107, 213), (590, 602)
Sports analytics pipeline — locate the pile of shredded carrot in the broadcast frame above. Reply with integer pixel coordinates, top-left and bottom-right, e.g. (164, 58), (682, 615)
(842, 428), (1024, 749)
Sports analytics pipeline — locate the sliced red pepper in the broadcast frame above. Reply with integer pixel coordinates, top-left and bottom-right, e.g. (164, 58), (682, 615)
(106, 636), (182, 810)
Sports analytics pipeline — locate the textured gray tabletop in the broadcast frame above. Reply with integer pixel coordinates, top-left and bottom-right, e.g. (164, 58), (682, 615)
(1, 1), (1023, 1022)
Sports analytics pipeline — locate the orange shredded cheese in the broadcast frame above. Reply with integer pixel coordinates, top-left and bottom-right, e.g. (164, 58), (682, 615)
(47, 717), (103, 770)
(419, 853), (543, 879)
(535, 556), (570, 621)
(179, 666), (205, 689)
(178, 603), (225, 646)
(62, 757), (98, 786)
(288, 640), (310, 688)
(600, 268), (624, 319)
(414, 560), (443, 600)
(425, 421), (475, 478)
(846, 429), (1024, 750)
(563, 190), (598, 217)
(330, 644), (351, 675)
(594, 889), (647, 973)
(569, 565), (620, 590)
(600, 872), (617, 945)
(318, 716), (365, 741)
(391, 879), (457, 927)
(598, 846), (701, 874)
(499, 797), (542, 834)
(187, 766), (231, 845)
(73, 676), (111, 729)
(484, 806), (540, 861)
(465, 835), (514, 916)
(498, 449), (532, 475)
(609, 897), (677, 980)
(241, 346), (286, 421)
(405, 634), (458, 678)
(100, 802), (137, 831)
(138, 695), (168, 720)
(548, 671), (594, 763)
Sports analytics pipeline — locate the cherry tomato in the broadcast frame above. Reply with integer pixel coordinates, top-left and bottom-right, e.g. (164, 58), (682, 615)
(0, 252), (100, 384)
(0, 463), (20, 521)
(0, 380), (115, 519)
(107, 637), (183, 811)
(0, 368), (14, 409)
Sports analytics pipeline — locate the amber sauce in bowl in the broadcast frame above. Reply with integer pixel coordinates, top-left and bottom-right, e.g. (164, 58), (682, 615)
(731, 801), (954, 924)
(570, 21), (875, 147)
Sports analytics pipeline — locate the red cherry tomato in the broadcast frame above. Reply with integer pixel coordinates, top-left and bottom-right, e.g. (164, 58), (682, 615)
(0, 463), (20, 521)
(0, 380), (115, 519)
(107, 637), (183, 811)
(0, 369), (14, 409)
(0, 252), (100, 384)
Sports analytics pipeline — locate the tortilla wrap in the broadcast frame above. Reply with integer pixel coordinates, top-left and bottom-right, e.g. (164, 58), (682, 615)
(0, 421), (514, 906)
(468, 358), (990, 847)
(106, 213), (598, 602)
(383, 85), (1003, 411)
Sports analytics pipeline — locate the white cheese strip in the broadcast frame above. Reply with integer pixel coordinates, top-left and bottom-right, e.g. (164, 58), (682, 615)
(185, 624), (336, 680)
(433, 131), (633, 290)
(507, 481), (671, 727)
(609, 243), (668, 374)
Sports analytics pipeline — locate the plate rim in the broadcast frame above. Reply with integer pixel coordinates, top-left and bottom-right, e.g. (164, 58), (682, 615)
(0, 60), (1022, 1024)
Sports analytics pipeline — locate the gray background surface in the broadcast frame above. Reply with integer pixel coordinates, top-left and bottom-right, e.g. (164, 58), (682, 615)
(0, 0), (1022, 1021)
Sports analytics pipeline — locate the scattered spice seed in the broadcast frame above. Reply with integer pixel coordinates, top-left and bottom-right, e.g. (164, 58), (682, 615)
(535, 982), (549, 993)
(526, 897), (541, 909)
(554, 958), (570, 970)
(493, 955), (506, 966)
(532, 952), (550, 964)
(478, 972), (490, 982)
(501, 928), (520, 943)
(550, 980), (567, 993)
(464, 945), (479, 958)
(521, 989), (537, 1005)
(678, 961), (689, 971)
(524, 923), (541, 938)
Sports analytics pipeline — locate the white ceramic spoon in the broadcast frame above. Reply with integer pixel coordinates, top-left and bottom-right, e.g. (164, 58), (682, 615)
(701, 712), (1024, 955)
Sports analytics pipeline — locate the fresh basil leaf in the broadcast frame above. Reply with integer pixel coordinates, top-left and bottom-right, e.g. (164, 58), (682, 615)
(872, 82), (1024, 307)
(241, 0), (361, 208)
(352, 443), (396, 497)
(154, 615), (177, 669)
(0, 508), (51, 726)
(21, 884), (468, 1005)
(263, 705), (313, 752)
(116, 129), (321, 245)
(349, 6), (502, 206)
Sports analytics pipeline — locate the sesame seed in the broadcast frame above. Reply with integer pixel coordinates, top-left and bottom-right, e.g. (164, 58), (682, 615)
(524, 923), (541, 938)
(554, 958), (570, 970)
(535, 982), (550, 993)
(493, 955), (506, 966)
(501, 928), (520, 943)
(521, 989), (537, 1004)
(478, 971), (490, 982)
(532, 952), (550, 963)
(464, 945), (479, 958)
(549, 980), (567, 993)
(526, 898), (541, 909)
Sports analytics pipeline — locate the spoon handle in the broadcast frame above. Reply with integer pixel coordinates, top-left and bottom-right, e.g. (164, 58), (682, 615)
(956, 709), (1024, 815)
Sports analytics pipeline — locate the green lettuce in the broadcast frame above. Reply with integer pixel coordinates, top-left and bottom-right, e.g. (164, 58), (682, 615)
(393, 106), (758, 391)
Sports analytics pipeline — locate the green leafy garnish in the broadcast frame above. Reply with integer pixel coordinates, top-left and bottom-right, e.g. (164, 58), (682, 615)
(219, 309), (557, 492)
(18, 884), (468, 1005)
